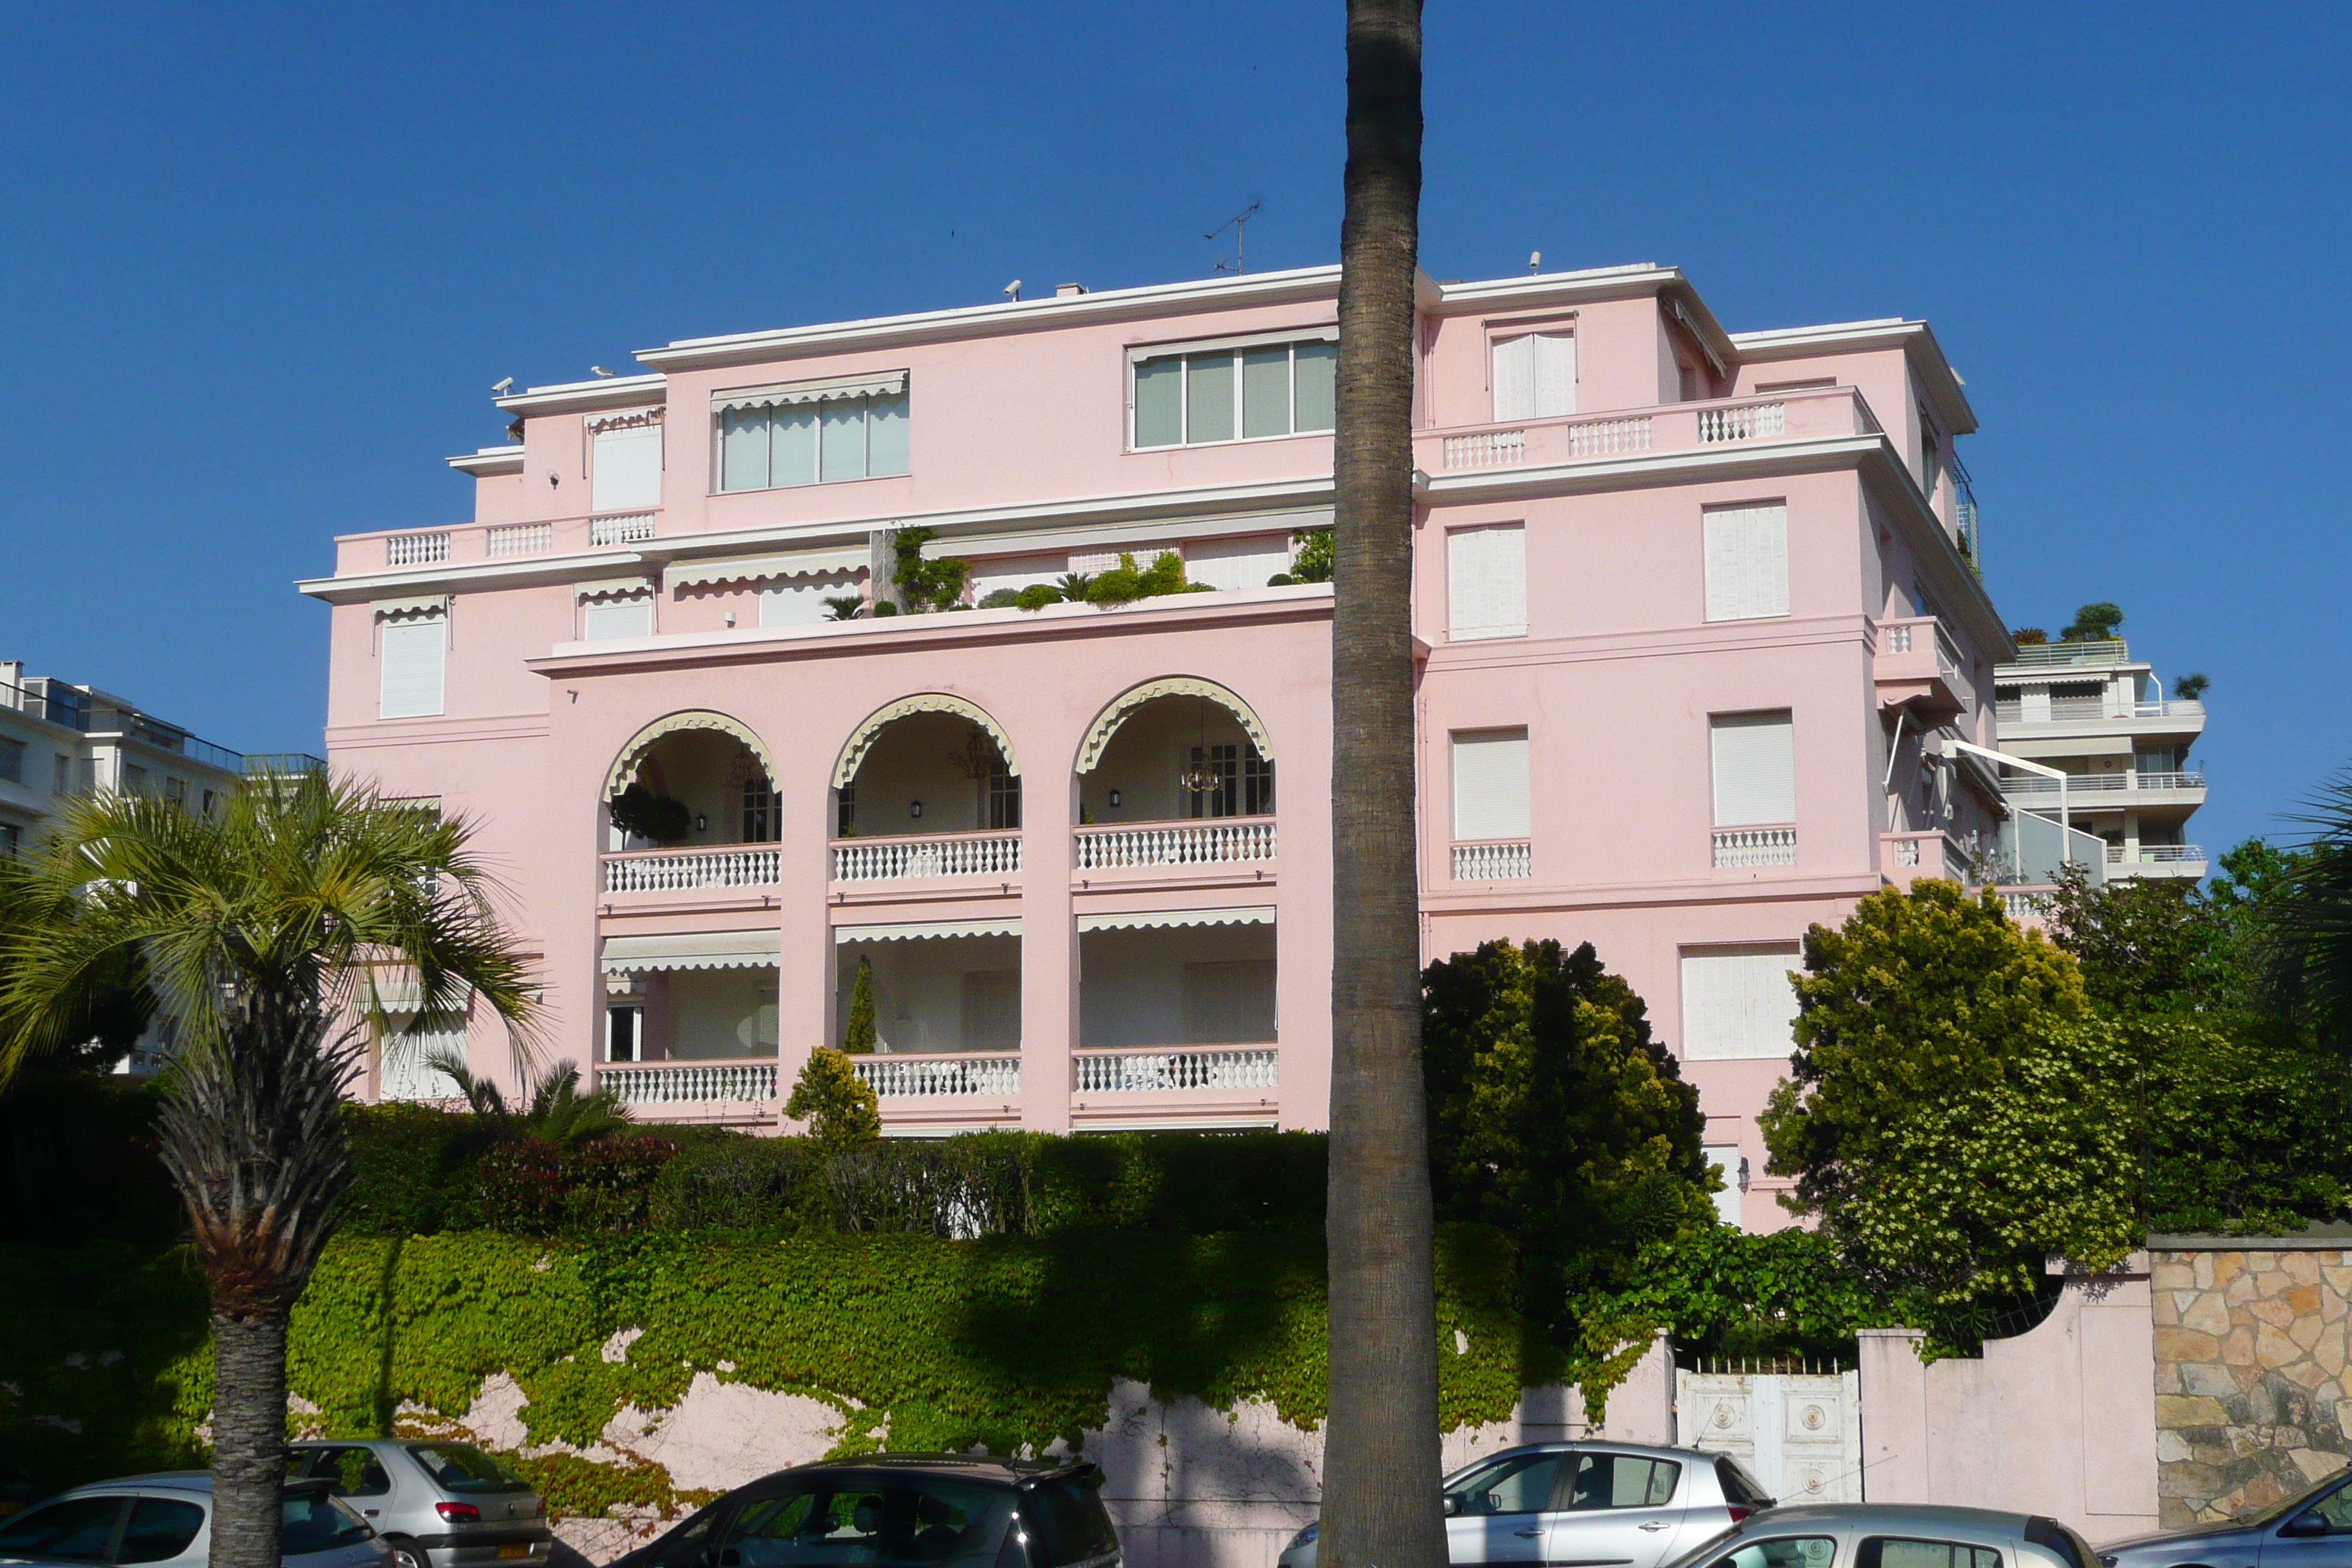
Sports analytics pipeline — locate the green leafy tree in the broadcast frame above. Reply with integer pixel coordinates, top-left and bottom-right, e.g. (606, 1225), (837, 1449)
(785, 1047), (881, 1151)
(2059, 601), (2125, 641)
(889, 527), (970, 613)
(1759, 881), (2137, 1342)
(0, 773), (537, 1568)
(840, 957), (878, 1055)
(2044, 864), (2215, 1014)
(607, 783), (690, 845)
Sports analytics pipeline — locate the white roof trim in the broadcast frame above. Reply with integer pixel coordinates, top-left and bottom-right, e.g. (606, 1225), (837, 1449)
(834, 918), (1022, 943)
(670, 548), (868, 588)
(447, 446), (525, 477)
(496, 374), (667, 416)
(600, 930), (781, 973)
(712, 371), (907, 415)
(1077, 905), (1275, 933)
(372, 594), (448, 619)
(1126, 325), (1336, 361)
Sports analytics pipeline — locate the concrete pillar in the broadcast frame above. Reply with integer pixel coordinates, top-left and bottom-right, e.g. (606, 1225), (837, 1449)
(1857, 1327), (1931, 1503)
(1021, 766), (1077, 1131)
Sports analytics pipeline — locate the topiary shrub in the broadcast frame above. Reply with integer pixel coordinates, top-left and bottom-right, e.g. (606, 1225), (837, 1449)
(608, 784), (690, 845)
(977, 589), (1023, 609)
(840, 957), (877, 1054)
(785, 1048), (881, 1153)
(1014, 583), (1064, 611)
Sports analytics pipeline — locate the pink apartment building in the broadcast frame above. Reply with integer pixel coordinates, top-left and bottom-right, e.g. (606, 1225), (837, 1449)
(304, 261), (2010, 1230)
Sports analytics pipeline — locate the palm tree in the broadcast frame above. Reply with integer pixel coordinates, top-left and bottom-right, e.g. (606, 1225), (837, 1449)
(2264, 769), (2352, 1050)
(423, 1047), (630, 1143)
(0, 773), (538, 1568)
(1324, 7), (1444, 1568)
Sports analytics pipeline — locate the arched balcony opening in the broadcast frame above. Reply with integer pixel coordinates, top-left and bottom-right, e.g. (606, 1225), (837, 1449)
(830, 696), (1022, 884)
(600, 712), (782, 894)
(1074, 679), (1275, 870)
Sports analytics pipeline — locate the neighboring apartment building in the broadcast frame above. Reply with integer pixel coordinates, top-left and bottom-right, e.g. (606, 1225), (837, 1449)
(1991, 639), (2207, 880)
(302, 260), (2009, 1229)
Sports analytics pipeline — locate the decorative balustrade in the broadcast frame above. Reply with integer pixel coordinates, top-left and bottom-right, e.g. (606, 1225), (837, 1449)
(1696, 402), (1785, 442)
(2002, 771), (2205, 796)
(1073, 1047), (1278, 1093)
(1881, 831), (1975, 883)
(603, 845), (780, 892)
(589, 511), (658, 546)
(853, 1053), (1022, 1098)
(1442, 430), (1525, 468)
(1884, 625), (1915, 655)
(386, 531), (450, 567)
(601, 1060), (777, 1104)
(485, 522), (552, 558)
(2002, 890), (2055, 919)
(1714, 826), (1797, 868)
(1564, 415), (1654, 457)
(832, 831), (1022, 882)
(1450, 840), (1532, 881)
(2109, 844), (2206, 866)
(1074, 818), (1275, 870)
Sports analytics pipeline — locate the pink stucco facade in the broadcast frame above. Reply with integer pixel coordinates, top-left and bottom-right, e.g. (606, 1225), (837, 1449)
(306, 261), (2010, 1226)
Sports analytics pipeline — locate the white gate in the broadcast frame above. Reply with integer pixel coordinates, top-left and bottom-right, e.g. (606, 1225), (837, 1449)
(1676, 1362), (1864, 1505)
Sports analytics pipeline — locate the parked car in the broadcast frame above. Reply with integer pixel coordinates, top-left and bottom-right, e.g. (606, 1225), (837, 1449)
(0, 1474), (390, 1568)
(2098, 1468), (2352, 1568)
(608, 1454), (1120, 1568)
(286, 1441), (551, 1568)
(1654, 1501), (2103, 1568)
(1278, 1442), (1777, 1568)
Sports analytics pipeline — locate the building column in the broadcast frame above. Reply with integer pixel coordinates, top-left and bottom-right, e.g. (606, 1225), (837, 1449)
(777, 769), (834, 1126)
(1020, 767), (1077, 1131)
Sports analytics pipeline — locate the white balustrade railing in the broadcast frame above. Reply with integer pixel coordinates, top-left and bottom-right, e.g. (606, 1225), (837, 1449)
(2110, 844), (2206, 865)
(1696, 402), (1786, 443)
(1883, 624), (1915, 654)
(2003, 890), (2055, 919)
(1073, 1047), (1278, 1093)
(853, 1053), (1022, 1098)
(1714, 826), (1797, 867)
(603, 846), (780, 892)
(1893, 837), (1921, 867)
(590, 511), (659, 546)
(1564, 415), (1654, 456)
(832, 832), (1022, 882)
(2002, 771), (2205, 796)
(1443, 430), (1525, 469)
(1074, 819), (1275, 870)
(2008, 640), (2129, 668)
(386, 531), (450, 566)
(1450, 840), (1532, 881)
(486, 522), (552, 557)
(601, 1060), (777, 1104)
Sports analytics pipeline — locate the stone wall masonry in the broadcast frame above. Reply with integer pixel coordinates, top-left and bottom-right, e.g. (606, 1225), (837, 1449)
(2150, 1241), (2352, 1529)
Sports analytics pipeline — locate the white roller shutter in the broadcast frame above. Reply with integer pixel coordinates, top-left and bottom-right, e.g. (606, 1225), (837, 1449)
(583, 595), (653, 640)
(1704, 504), (1790, 622)
(378, 617), (446, 719)
(1451, 729), (1531, 840)
(761, 573), (852, 627)
(1710, 712), (1795, 826)
(592, 426), (663, 512)
(1447, 524), (1526, 640)
(1681, 949), (1801, 1060)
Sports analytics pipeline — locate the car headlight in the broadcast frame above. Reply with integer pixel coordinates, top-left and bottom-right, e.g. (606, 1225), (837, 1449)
(1288, 1523), (1320, 1551)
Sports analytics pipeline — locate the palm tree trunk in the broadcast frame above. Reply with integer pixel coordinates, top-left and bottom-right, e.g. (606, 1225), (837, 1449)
(1325, 7), (1442, 1568)
(208, 1305), (290, 1568)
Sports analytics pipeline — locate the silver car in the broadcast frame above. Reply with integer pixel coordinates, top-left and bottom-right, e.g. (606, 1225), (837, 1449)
(1278, 1442), (1777, 1568)
(2099, 1468), (2352, 1568)
(0, 1473), (391, 1568)
(1654, 1501), (2104, 1568)
(287, 1442), (551, 1568)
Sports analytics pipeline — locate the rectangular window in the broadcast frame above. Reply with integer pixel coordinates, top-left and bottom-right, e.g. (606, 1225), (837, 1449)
(1186, 535), (1293, 593)
(986, 758), (1022, 831)
(77, 757), (96, 794)
(1186, 744), (1239, 819)
(961, 970), (1022, 1051)
(1703, 1145), (1746, 1227)
(380, 612), (447, 720)
(1682, 947), (1801, 1060)
(1183, 960), (1277, 1044)
(836, 784), (856, 837)
(1491, 331), (1576, 421)
(1711, 712), (1795, 826)
(582, 593), (654, 641)
(1447, 524), (1528, 640)
(1916, 402), (1942, 496)
(52, 753), (69, 795)
(591, 421), (663, 512)
(741, 772), (775, 843)
(1451, 728), (1531, 840)
(1243, 749), (1275, 815)
(605, 1005), (641, 1063)
(200, 788), (217, 819)
(1703, 504), (1790, 622)
(164, 777), (188, 810)
(122, 764), (148, 794)
(714, 388), (910, 491)
(0, 737), (21, 785)
(1130, 337), (1337, 448)
(760, 573), (854, 627)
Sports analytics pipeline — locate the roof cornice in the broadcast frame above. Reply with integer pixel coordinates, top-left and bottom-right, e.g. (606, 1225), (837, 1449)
(295, 550), (658, 605)
(1733, 319), (1977, 434)
(447, 446), (525, 477)
(494, 374), (667, 417)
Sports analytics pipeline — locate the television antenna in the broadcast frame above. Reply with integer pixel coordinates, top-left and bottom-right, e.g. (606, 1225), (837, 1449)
(1207, 200), (1262, 274)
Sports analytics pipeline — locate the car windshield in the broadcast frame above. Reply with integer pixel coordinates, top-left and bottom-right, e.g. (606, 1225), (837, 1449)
(404, 1444), (533, 1495)
(1017, 1474), (1119, 1568)
(283, 1493), (374, 1556)
(2243, 1472), (2352, 1529)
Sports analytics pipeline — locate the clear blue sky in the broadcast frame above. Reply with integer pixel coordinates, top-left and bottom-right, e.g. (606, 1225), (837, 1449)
(3, 2), (2343, 858)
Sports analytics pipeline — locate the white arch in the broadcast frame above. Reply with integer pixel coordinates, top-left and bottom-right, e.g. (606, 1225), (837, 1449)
(832, 694), (1021, 790)
(604, 711), (780, 798)
(1075, 677), (1274, 774)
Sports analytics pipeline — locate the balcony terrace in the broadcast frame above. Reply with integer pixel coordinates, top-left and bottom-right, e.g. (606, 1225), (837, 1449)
(1874, 616), (1973, 719)
(1416, 385), (1881, 476)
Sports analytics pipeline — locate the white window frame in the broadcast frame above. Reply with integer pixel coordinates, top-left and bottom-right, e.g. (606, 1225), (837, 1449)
(711, 386), (911, 494)
(1127, 328), (1339, 451)
(1709, 710), (1796, 828)
(1450, 728), (1532, 842)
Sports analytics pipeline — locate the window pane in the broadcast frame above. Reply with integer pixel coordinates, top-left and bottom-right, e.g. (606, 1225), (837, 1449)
(0, 1498), (124, 1561)
(867, 391), (910, 477)
(1134, 356), (1183, 447)
(1705, 505), (1790, 622)
(821, 397), (867, 480)
(1449, 1452), (1561, 1516)
(1293, 341), (1336, 431)
(772, 405), (818, 487)
(1717, 1540), (1838, 1568)
(720, 408), (770, 492)
(1187, 353), (1235, 442)
(1877, 1543), (1957, 1568)
(1243, 347), (1292, 437)
(1451, 729), (1531, 840)
(119, 1499), (206, 1564)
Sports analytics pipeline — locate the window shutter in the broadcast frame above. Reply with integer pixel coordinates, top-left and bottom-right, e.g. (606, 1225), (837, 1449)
(1704, 505), (1789, 621)
(1710, 712), (1795, 826)
(1681, 949), (1801, 1060)
(1447, 524), (1526, 639)
(582, 595), (653, 641)
(1186, 535), (1292, 592)
(1530, 333), (1576, 417)
(1491, 334), (1535, 422)
(760, 574), (851, 627)
(378, 617), (446, 719)
(1183, 960), (1277, 1044)
(380, 1023), (468, 1101)
(1451, 729), (1531, 840)
(592, 426), (663, 512)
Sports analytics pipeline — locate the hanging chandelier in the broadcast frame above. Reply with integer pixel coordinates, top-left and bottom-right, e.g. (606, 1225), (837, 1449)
(1177, 699), (1226, 796)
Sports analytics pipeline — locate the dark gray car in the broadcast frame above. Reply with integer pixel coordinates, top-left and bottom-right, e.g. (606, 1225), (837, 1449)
(2100, 1470), (2352, 1568)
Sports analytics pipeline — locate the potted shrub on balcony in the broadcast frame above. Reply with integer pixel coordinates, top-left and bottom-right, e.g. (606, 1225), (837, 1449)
(608, 783), (690, 846)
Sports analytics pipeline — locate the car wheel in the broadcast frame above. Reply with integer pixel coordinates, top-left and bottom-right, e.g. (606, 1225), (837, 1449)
(389, 1542), (431, 1568)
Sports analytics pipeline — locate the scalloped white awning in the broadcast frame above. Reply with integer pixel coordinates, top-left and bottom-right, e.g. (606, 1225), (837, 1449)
(834, 918), (1022, 943)
(832, 694), (1019, 788)
(1076, 678), (1273, 774)
(713, 371), (907, 415)
(1077, 906), (1274, 932)
(578, 579), (653, 603)
(669, 547), (867, 589)
(600, 930), (781, 974)
(606, 712), (779, 797)
(372, 594), (448, 620)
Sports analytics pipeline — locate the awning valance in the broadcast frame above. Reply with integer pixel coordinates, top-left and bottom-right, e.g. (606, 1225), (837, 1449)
(1077, 906), (1274, 933)
(579, 580), (654, 603)
(600, 930), (782, 975)
(372, 594), (448, 620)
(605, 712), (780, 797)
(1077, 677), (1273, 773)
(713, 371), (908, 415)
(834, 919), (1022, 944)
(669, 547), (867, 589)
(833, 694), (1019, 787)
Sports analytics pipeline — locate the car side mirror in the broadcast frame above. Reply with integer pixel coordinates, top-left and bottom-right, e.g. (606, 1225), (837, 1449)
(2280, 1515), (2330, 1539)
(1443, 1497), (1462, 1518)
